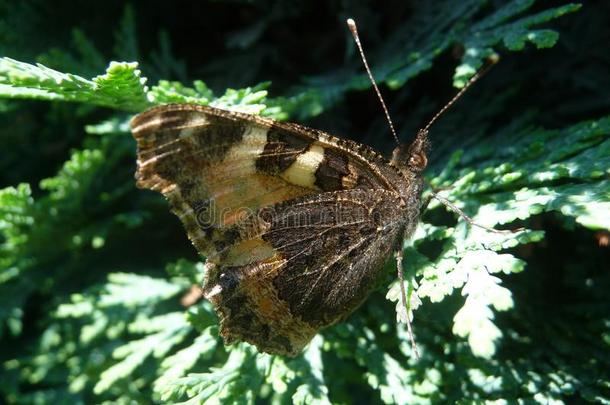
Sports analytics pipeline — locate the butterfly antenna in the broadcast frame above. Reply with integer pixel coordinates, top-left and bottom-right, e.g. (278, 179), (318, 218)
(347, 18), (400, 145)
(422, 54), (499, 134)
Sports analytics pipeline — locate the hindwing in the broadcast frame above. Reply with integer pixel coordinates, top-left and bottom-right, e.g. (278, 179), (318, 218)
(202, 189), (405, 355)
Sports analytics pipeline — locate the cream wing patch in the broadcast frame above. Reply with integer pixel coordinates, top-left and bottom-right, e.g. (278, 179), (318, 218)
(178, 113), (211, 138)
(281, 143), (325, 188)
(222, 125), (269, 176)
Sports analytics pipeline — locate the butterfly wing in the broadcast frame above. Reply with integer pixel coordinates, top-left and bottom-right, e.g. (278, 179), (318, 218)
(202, 188), (405, 356)
(131, 104), (414, 355)
(131, 104), (407, 260)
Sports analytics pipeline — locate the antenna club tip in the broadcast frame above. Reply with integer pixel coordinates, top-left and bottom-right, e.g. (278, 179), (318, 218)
(488, 53), (500, 64)
(346, 18), (356, 31)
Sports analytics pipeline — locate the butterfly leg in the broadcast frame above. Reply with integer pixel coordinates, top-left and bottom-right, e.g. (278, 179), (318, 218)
(430, 191), (524, 234)
(395, 249), (420, 359)
(420, 193), (433, 213)
(419, 181), (456, 213)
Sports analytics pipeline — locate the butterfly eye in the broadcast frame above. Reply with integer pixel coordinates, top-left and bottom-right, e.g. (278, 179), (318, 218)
(408, 152), (428, 171)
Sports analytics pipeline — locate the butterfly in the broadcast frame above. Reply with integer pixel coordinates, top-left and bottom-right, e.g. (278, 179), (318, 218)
(130, 103), (430, 356)
(129, 18), (500, 356)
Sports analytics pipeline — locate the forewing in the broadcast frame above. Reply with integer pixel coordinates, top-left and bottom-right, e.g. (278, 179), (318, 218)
(130, 104), (404, 259)
(203, 188), (405, 356)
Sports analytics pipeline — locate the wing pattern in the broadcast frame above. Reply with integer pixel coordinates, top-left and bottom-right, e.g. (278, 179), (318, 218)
(130, 104), (417, 356)
(131, 104), (407, 261)
(203, 189), (406, 355)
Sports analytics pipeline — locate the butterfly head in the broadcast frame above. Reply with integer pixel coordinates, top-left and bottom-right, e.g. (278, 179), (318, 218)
(391, 129), (429, 173)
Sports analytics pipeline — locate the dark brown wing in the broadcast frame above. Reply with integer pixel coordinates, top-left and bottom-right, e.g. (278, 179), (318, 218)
(130, 104), (408, 260)
(202, 189), (406, 356)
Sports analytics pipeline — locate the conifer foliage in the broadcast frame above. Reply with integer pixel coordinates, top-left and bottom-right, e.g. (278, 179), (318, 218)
(1, 1), (608, 403)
